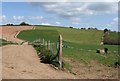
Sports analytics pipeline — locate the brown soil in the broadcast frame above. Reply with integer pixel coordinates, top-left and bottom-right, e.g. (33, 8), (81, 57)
(64, 57), (119, 79)
(0, 47), (2, 80)
(1, 26), (33, 43)
(2, 45), (76, 79)
(0, 26), (2, 80)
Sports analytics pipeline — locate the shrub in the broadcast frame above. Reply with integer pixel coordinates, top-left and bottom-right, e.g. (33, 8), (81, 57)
(32, 43), (69, 70)
(103, 37), (120, 45)
(104, 28), (109, 33)
(33, 44), (56, 64)
(69, 26), (73, 28)
(40, 49), (55, 63)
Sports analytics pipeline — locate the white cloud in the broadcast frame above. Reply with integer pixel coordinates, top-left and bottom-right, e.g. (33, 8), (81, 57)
(31, 2), (117, 22)
(110, 17), (118, 25)
(24, 0), (119, 2)
(106, 17), (118, 30)
(56, 21), (61, 25)
(113, 17), (118, 22)
(13, 16), (44, 20)
(13, 16), (24, 20)
(41, 23), (51, 25)
(28, 16), (44, 19)
(107, 24), (111, 27)
(0, 15), (6, 20)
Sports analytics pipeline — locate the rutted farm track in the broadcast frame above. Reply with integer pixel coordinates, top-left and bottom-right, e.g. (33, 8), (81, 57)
(1, 26), (76, 79)
(2, 45), (76, 79)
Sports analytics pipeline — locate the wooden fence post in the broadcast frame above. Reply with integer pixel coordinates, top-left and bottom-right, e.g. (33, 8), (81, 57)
(45, 41), (47, 49)
(58, 34), (62, 69)
(42, 38), (44, 45)
(48, 40), (51, 50)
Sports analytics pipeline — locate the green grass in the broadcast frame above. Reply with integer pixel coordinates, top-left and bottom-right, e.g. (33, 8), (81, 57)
(0, 39), (18, 46)
(62, 42), (118, 66)
(17, 30), (59, 42)
(17, 25), (119, 66)
(109, 31), (119, 39)
(35, 25), (103, 45)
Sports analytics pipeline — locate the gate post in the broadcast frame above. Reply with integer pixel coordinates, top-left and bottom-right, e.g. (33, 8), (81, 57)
(58, 34), (62, 69)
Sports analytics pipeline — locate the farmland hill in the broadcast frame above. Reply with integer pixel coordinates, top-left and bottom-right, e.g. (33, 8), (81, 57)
(17, 25), (119, 66)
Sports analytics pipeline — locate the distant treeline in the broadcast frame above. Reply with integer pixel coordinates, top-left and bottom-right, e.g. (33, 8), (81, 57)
(2, 22), (31, 26)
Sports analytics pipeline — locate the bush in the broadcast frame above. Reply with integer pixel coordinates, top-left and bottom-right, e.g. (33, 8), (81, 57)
(103, 37), (120, 45)
(33, 44), (56, 64)
(40, 50), (55, 63)
(32, 43), (69, 70)
(104, 28), (109, 33)
(69, 26), (73, 28)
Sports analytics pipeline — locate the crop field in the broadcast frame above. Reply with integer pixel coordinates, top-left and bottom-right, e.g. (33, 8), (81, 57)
(17, 25), (119, 66)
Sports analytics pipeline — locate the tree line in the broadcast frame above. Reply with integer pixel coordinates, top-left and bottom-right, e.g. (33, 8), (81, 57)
(5, 22), (30, 26)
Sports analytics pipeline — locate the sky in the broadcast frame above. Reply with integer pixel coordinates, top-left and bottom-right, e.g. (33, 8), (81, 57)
(0, 1), (118, 31)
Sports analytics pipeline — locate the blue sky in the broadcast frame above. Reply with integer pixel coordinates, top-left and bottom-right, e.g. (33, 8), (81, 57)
(1, 2), (118, 31)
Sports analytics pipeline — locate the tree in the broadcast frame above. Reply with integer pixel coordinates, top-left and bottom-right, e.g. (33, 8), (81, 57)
(69, 26), (73, 28)
(19, 22), (29, 26)
(104, 28), (108, 33)
(6, 24), (13, 26)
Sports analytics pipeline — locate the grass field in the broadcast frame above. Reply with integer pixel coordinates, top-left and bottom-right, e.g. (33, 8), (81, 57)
(17, 25), (119, 66)
(35, 25), (103, 45)
(17, 30), (59, 42)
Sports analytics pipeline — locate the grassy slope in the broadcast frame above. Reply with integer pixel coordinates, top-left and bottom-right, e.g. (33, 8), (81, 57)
(17, 30), (59, 42)
(35, 26), (103, 45)
(17, 25), (119, 66)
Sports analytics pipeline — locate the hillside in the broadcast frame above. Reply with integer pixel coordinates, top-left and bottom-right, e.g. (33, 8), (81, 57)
(17, 25), (119, 66)
(35, 25), (103, 45)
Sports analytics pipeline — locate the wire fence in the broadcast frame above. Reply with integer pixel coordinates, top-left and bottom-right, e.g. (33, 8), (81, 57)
(29, 38), (58, 55)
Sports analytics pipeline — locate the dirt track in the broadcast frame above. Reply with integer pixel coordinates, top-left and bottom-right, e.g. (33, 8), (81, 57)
(0, 47), (2, 80)
(1, 26), (33, 43)
(2, 44), (76, 79)
(1, 26), (76, 79)
(0, 27), (2, 80)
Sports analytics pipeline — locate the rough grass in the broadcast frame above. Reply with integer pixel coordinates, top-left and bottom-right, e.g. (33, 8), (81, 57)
(109, 32), (119, 39)
(62, 41), (118, 66)
(35, 25), (103, 45)
(17, 25), (119, 66)
(0, 39), (18, 46)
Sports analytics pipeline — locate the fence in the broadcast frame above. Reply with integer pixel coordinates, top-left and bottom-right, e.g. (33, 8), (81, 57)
(29, 35), (63, 69)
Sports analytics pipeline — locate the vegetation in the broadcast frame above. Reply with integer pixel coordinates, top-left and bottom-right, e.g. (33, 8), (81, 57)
(0, 39), (18, 46)
(17, 30), (59, 42)
(6, 23), (14, 26)
(17, 25), (119, 67)
(19, 22), (30, 26)
(32, 40), (69, 69)
(103, 29), (120, 45)
(35, 26), (103, 45)
(4, 22), (30, 26)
